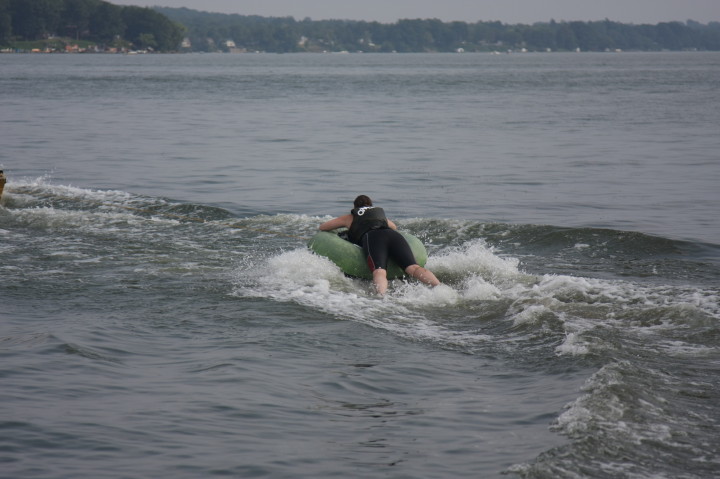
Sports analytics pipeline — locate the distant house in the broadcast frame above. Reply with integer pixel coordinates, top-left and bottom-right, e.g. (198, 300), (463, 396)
(225, 39), (246, 53)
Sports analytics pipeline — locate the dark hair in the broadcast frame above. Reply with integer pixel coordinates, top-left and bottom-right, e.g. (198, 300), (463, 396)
(353, 195), (373, 208)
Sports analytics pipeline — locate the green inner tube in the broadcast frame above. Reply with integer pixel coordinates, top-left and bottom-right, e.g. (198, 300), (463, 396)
(307, 229), (428, 280)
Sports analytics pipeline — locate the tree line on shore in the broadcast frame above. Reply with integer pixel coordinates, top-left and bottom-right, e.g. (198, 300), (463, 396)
(2, 0), (720, 53)
(0, 0), (185, 51)
(161, 7), (720, 53)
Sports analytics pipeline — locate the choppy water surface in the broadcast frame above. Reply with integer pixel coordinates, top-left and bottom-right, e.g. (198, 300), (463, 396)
(1, 52), (719, 478)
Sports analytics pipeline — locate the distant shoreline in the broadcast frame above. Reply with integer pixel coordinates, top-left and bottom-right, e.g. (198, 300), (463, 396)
(4, 3), (720, 54)
(1, 48), (712, 55)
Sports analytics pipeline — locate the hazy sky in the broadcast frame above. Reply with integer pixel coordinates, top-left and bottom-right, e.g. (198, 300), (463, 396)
(110, 0), (720, 24)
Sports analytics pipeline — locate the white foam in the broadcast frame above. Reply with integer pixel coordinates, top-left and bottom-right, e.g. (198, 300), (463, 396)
(496, 271), (720, 357)
(655, 339), (716, 358)
(428, 239), (526, 284)
(231, 248), (494, 347)
(460, 276), (503, 301)
(230, 236), (720, 358)
(554, 401), (595, 436)
(554, 363), (627, 436)
(7, 177), (134, 205)
(223, 228), (720, 359)
(263, 249), (355, 290)
(511, 304), (550, 326)
(8, 206), (149, 232)
(553, 360), (703, 462)
(555, 331), (590, 356)
(393, 282), (460, 306)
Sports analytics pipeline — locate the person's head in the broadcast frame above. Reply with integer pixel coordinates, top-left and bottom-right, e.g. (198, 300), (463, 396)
(354, 195), (373, 208)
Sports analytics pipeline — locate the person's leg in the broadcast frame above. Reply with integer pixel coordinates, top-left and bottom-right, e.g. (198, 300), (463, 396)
(363, 231), (391, 295)
(372, 268), (389, 295)
(405, 264), (440, 287)
(383, 230), (441, 288)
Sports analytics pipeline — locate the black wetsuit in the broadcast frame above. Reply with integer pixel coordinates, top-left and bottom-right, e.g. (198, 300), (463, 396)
(348, 206), (417, 272)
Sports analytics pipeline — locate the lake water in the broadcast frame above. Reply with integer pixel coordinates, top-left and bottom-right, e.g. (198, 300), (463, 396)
(1, 52), (719, 478)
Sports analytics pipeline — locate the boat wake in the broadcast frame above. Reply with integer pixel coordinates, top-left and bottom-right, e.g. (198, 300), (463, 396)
(4, 179), (720, 478)
(232, 233), (719, 362)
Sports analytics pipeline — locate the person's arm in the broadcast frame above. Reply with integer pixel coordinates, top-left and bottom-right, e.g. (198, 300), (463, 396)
(319, 214), (353, 231)
(387, 219), (398, 230)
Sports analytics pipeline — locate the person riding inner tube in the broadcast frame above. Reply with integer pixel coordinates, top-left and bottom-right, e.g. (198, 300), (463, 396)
(319, 195), (440, 295)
